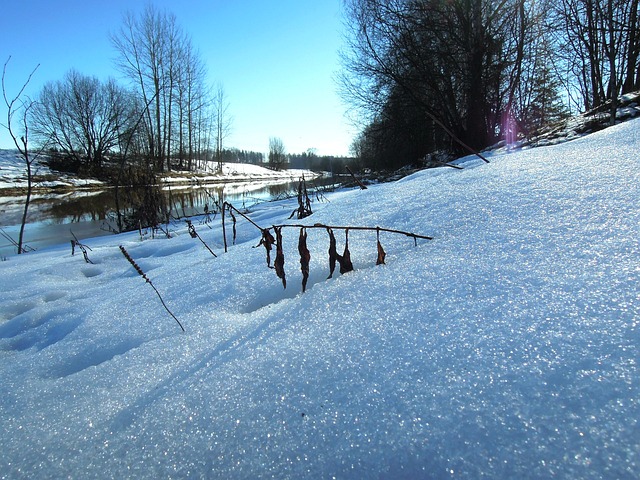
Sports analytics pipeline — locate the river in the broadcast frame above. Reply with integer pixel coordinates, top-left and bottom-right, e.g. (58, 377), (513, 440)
(0, 177), (338, 257)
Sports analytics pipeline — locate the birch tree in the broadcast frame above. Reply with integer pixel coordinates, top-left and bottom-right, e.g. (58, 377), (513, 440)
(213, 84), (232, 172)
(112, 5), (206, 171)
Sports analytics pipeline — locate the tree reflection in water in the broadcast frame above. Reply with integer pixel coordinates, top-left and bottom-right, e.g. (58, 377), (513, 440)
(0, 176), (340, 255)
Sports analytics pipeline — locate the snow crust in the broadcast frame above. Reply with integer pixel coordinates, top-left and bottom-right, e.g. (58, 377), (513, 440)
(1, 119), (639, 478)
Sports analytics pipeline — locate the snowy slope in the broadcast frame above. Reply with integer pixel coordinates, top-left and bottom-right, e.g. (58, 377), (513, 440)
(0, 119), (639, 478)
(0, 149), (104, 190)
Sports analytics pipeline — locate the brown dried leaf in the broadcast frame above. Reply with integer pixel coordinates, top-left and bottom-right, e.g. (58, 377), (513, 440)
(274, 226), (286, 289)
(376, 229), (386, 265)
(187, 220), (198, 238)
(376, 240), (386, 265)
(298, 227), (310, 292)
(327, 228), (338, 278)
(259, 229), (276, 267)
(338, 229), (354, 274)
(229, 208), (237, 245)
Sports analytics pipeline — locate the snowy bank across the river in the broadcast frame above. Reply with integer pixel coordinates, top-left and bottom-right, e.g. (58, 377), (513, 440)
(0, 150), (103, 191)
(1, 119), (639, 478)
(161, 161), (318, 186)
(0, 149), (317, 191)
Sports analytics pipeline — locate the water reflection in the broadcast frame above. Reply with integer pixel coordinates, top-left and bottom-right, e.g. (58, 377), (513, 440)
(0, 177), (337, 256)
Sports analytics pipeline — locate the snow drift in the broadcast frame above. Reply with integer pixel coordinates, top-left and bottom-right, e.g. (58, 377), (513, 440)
(1, 119), (639, 478)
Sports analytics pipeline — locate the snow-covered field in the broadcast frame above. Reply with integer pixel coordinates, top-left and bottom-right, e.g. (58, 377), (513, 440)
(1, 119), (639, 478)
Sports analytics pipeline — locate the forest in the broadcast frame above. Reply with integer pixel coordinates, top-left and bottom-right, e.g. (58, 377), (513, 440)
(341, 0), (640, 170)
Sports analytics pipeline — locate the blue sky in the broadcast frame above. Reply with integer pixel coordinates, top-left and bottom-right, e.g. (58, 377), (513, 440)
(1, 0), (357, 156)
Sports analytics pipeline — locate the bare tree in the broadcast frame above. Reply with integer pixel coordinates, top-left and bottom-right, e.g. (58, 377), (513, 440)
(1, 57), (40, 254)
(31, 70), (134, 173)
(112, 5), (176, 171)
(213, 83), (232, 172)
(622, 0), (640, 95)
(268, 136), (287, 170)
(340, 0), (543, 166)
(554, 0), (640, 113)
(112, 5), (210, 172)
(175, 42), (208, 170)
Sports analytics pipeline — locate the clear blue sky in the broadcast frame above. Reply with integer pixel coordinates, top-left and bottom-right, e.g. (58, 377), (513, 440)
(1, 0), (357, 156)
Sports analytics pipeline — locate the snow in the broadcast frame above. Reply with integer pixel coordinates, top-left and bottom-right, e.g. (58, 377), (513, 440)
(161, 163), (318, 188)
(1, 119), (639, 478)
(0, 149), (316, 191)
(0, 150), (104, 190)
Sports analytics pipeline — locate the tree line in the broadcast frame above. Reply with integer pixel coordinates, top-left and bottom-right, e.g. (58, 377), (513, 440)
(264, 137), (351, 172)
(341, 0), (640, 171)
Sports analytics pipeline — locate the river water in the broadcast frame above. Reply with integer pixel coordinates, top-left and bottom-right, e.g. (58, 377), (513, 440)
(0, 177), (336, 257)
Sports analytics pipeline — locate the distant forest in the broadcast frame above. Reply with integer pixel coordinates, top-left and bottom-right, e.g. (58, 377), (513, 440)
(215, 148), (350, 174)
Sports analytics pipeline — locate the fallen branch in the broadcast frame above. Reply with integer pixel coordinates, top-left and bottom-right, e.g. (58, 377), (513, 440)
(264, 222), (431, 291)
(220, 202), (433, 292)
(345, 166), (368, 189)
(429, 158), (464, 170)
(223, 202), (432, 243)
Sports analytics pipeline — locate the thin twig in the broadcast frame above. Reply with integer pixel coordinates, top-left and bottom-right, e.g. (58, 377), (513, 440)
(225, 201), (262, 230)
(222, 200), (432, 245)
(186, 220), (217, 257)
(119, 245), (185, 332)
(222, 201), (264, 252)
(70, 230), (93, 263)
(273, 223), (433, 241)
(221, 201), (228, 252)
(345, 166), (368, 189)
(428, 158), (464, 170)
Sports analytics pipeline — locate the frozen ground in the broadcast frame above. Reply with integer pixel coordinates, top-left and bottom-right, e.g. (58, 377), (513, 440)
(0, 119), (639, 478)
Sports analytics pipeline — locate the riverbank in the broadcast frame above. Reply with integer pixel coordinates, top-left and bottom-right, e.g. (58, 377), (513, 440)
(0, 150), (320, 195)
(0, 150), (105, 194)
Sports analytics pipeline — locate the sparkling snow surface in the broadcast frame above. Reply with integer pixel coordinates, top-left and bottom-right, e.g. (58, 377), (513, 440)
(1, 120), (639, 478)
